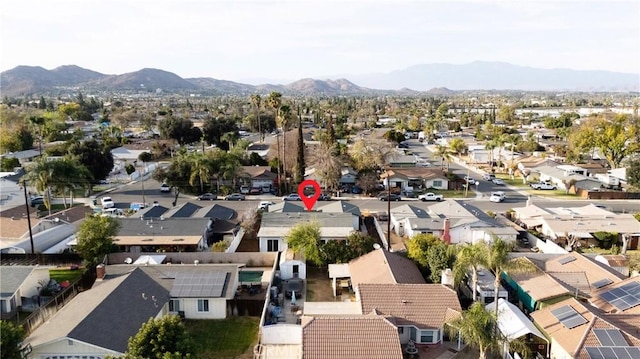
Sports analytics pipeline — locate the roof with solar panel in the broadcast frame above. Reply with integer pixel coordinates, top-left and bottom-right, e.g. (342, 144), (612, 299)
(591, 278), (640, 314)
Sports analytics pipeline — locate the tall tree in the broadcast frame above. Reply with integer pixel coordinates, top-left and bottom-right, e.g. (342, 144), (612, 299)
(286, 221), (323, 266)
(453, 243), (488, 302)
(295, 115), (305, 183)
(126, 315), (195, 359)
(67, 139), (114, 184)
(434, 144), (453, 170)
(278, 104), (292, 190)
(188, 153), (212, 193)
(570, 115), (638, 168)
(310, 143), (342, 192)
(485, 236), (538, 333)
(445, 302), (498, 359)
(24, 157), (55, 215)
(75, 215), (120, 266)
(267, 92), (283, 193)
(250, 94), (262, 142)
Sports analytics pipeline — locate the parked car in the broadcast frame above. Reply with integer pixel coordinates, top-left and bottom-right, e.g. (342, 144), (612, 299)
(240, 186), (250, 194)
(250, 188), (262, 195)
(377, 212), (389, 221)
(101, 196), (115, 209)
(197, 193), (218, 201)
(29, 195), (44, 207)
(160, 183), (171, 193)
(418, 192), (444, 202)
(101, 208), (124, 218)
(316, 193), (331, 201)
(492, 178), (505, 185)
(282, 193), (302, 201)
(489, 191), (505, 203)
(378, 192), (402, 201)
(285, 278), (304, 299)
(464, 176), (477, 185)
(224, 193), (246, 201)
(483, 173), (496, 181)
(530, 182), (556, 190)
(258, 201), (275, 211)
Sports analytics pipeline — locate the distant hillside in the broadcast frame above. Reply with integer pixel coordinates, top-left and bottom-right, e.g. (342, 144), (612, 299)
(86, 68), (198, 91)
(348, 61), (640, 91)
(1, 61), (638, 96)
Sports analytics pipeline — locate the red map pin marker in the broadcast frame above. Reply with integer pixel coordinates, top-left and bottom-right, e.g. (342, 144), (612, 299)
(298, 179), (321, 211)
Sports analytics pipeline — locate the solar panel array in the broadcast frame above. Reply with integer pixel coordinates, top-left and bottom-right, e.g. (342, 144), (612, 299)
(550, 305), (587, 329)
(600, 281), (640, 311)
(170, 270), (230, 298)
(592, 278), (613, 289)
(593, 329), (628, 347)
(585, 346), (640, 359)
(558, 256), (577, 265)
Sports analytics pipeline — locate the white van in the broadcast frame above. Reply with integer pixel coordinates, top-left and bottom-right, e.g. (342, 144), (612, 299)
(101, 208), (124, 217)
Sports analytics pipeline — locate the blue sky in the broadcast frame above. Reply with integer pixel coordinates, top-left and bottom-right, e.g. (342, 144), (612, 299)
(1, 0), (638, 83)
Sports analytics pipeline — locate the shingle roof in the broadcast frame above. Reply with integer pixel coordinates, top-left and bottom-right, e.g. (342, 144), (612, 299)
(349, 249), (425, 289)
(318, 201), (361, 216)
(358, 284), (461, 329)
(0, 266), (37, 297)
(302, 315), (402, 359)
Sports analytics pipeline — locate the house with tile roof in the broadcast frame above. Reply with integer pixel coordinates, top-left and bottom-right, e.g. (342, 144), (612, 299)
(357, 283), (462, 346)
(348, 248), (425, 292)
(23, 264), (240, 358)
(239, 166), (277, 191)
(301, 314), (403, 359)
(531, 297), (640, 359)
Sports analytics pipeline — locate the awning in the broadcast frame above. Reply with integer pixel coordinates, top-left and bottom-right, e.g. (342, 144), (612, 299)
(569, 232), (593, 238)
(328, 263), (350, 279)
(486, 299), (549, 342)
(133, 255), (166, 265)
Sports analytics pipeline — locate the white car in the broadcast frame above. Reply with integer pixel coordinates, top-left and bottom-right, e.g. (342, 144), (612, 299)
(101, 208), (124, 217)
(258, 201), (275, 211)
(464, 176), (477, 185)
(492, 178), (505, 185)
(489, 191), (505, 203)
(101, 196), (115, 209)
(160, 183), (171, 193)
(530, 182), (556, 190)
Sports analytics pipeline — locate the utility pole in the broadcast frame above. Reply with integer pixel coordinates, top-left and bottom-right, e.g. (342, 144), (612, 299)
(22, 181), (35, 254)
(385, 169), (391, 251)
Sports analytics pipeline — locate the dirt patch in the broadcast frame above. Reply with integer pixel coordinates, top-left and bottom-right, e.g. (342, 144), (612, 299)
(306, 266), (347, 302)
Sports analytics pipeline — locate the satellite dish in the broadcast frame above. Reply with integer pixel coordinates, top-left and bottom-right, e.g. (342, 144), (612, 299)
(124, 257), (133, 264)
(373, 243), (381, 250)
(194, 260), (200, 265)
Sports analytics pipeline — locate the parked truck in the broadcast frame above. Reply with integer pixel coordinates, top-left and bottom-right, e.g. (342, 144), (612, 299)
(595, 174), (620, 188)
(418, 192), (444, 202)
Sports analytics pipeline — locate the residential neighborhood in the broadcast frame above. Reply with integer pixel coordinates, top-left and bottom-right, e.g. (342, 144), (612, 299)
(1, 63), (640, 359)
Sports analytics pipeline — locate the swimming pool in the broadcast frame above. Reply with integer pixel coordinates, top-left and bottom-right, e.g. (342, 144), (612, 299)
(239, 271), (263, 283)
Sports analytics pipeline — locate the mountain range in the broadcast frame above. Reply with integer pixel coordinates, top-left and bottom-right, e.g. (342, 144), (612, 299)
(1, 61), (638, 97)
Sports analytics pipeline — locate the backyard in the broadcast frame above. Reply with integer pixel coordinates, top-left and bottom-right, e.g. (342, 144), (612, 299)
(305, 265), (347, 302)
(186, 316), (259, 359)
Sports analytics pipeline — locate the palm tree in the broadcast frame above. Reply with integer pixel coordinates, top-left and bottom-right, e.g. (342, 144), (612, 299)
(24, 157), (55, 215)
(445, 302), (498, 359)
(267, 92), (283, 193)
(485, 236), (538, 334)
(278, 104), (292, 191)
(285, 221), (323, 266)
(434, 144), (453, 170)
(188, 153), (212, 193)
(250, 94), (262, 142)
(453, 243), (488, 302)
(484, 139), (497, 171)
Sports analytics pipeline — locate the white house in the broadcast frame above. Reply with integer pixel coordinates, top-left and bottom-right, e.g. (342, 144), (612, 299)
(0, 266), (52, 318)
(24, 264), (240, 358)
(257, 212), (359, 252)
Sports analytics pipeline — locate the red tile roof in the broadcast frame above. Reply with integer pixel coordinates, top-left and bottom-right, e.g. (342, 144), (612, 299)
(358, 284), (461, 329)
(302, 314), (402, 359)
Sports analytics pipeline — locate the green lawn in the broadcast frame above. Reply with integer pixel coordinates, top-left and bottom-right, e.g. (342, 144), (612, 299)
(186, 317), (259, 359)
(49, 268), (84, 283)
